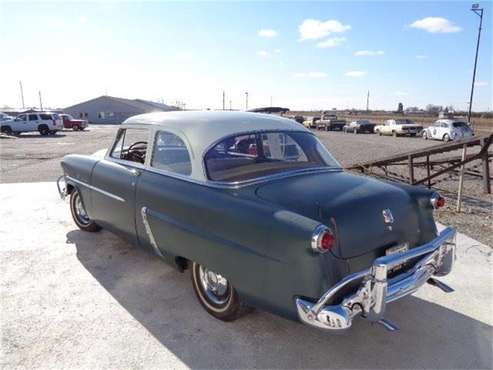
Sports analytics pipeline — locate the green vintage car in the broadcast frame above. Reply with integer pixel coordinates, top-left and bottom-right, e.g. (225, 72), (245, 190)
(57, 111), (456, 332)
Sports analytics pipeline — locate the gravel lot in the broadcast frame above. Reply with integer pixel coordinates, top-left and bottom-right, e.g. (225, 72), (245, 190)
(1, 125), (491, 245)
(1, 183), (492, 369)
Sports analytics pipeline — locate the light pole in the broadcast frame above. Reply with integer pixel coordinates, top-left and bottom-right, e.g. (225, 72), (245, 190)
(467, 3), (484, 126)
(245, 91), (249, 111)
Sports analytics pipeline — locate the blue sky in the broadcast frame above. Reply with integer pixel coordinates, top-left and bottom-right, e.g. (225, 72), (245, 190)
(1, 1), (491, 111)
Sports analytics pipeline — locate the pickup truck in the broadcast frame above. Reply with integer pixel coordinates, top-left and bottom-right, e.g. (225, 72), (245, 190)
(316, 114), (347, 131)
(60, 114), (88, 131)
(374, 119), (423, 137)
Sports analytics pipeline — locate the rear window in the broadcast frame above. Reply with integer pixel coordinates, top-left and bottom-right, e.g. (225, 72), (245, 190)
(40, 114), (52, 120)
(204, 131), (340, 182)
(453, 122), (468, 128)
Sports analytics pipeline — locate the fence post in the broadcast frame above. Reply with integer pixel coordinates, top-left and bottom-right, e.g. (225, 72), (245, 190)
(456, 144), (468, 212)
(408, 155), (414, 185)
(481, 137), (491, 194)
(426, 155), (431, 188)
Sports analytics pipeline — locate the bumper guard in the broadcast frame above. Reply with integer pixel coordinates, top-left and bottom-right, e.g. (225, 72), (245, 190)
(296, 227), (456, 331)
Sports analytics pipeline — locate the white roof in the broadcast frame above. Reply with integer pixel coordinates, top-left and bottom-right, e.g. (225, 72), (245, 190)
(122, 111), (310, 182)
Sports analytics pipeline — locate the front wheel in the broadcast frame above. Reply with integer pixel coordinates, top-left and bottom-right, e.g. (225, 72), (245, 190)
(191, 262), (249, 321)
(443, 134), (451, 142)
(70, 189), (101, 232)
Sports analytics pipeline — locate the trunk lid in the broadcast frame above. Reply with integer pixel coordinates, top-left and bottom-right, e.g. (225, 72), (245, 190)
(255, 171), (423, 259)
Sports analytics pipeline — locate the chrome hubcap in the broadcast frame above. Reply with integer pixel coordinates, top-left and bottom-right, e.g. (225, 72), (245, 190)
(75, 194), (90, 224)
(198, 266), (229, 305)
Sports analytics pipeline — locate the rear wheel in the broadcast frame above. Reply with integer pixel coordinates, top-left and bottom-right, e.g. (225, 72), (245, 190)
(38, 125), (49, 136)
(73, 124), (80, 131)
(422, 131), (428, 140)
(191, 262), (249, 321)
(70, 189), (101, 232)
(392, 131), (398, 138)
(1, 126), (12, 135)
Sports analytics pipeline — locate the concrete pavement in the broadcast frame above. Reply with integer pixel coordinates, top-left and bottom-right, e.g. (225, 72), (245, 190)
(1, 182), (492, 369)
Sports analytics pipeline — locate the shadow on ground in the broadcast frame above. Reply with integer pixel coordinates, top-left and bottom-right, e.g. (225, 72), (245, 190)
(68, 229), (492, 369)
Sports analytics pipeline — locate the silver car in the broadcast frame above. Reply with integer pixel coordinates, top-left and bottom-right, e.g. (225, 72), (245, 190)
(422, 119), (474, 142)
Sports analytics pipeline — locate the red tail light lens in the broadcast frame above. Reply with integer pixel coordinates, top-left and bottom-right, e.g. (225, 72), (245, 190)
(311, 225), (335, 253)
(431, 193), (446, 209)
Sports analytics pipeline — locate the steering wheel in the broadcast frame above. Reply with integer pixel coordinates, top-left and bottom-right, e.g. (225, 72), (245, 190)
(122, 141), (147, 163)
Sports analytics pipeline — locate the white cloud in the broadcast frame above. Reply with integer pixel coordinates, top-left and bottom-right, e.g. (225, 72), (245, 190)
(258, 29), (278, 38)
(395, 91), (409, 96)
(416, 55), (428, 59)
(299, 19), (350, 40)
(293, 72), (328, 78)
(274, 49), (281, 53)
(43, 17), (65, 27)
(257, 50), (271, 58)
(354, 50), (384, 56)
(317, 37), (347, 48)
(475, 81), (488, 87)
(79, 16), (88, 24)
(345, 70), (367, 77)
(410, 17), (462, 33)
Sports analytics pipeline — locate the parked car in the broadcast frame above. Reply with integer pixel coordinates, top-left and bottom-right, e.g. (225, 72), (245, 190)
(60, 114), (88, 131)
(0, 112), (62, 136)
(57, 111), (456, 332)
(374, 119), (423, 137)
(0, 112), (14, 122)
(422, 120), (474, 142)
(293, 115), (305, 124)
(303, 116), (320, 129)
(316, 114), (347, 131)
(343, 119), (376, 134)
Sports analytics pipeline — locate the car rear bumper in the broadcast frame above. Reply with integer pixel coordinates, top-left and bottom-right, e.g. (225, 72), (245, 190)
(296, 227), (456, 331)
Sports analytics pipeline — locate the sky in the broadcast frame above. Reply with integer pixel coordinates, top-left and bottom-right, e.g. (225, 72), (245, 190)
(1, 1), (492, 111)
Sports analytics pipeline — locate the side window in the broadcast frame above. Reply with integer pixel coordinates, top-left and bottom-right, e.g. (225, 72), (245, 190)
(40, 114), (52, 120)
(110, 128), (149, 164)
(29, 114), (38, 121)
(16, 114), (26, 121)
(261, 132), (307, 162)
(151, 131), (192, 175)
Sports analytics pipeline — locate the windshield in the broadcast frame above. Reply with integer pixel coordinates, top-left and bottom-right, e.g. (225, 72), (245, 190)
(204, 131), (341, 182)
(396, 119), (415, 125)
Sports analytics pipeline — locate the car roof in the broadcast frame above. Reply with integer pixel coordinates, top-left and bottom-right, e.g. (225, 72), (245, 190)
(123, 110), (309, 154)
(122, 111), (311, 183)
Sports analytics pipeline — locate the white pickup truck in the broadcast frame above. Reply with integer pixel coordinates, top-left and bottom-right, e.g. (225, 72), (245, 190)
(0, 112), (63, 136)
(374, 119), (423, 137)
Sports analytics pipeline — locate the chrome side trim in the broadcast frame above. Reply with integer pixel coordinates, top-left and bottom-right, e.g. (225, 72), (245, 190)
(141, 207), (165, 258)
(297, 227), (456, 331)
(65, 176), (125, 203)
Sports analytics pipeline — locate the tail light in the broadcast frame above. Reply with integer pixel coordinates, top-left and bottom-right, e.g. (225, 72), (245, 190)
(430, 193), (446, 209)
(311, 225), (335, 253)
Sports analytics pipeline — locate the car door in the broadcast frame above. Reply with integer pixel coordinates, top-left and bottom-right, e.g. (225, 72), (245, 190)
(13, 114), (27, 132)
(28, 113), (39, 131)
(89, 127), (150, 244)
(135, 129), (194, 256)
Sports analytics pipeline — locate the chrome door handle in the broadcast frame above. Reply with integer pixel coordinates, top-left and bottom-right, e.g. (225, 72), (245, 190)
(128, 168), (141, 176)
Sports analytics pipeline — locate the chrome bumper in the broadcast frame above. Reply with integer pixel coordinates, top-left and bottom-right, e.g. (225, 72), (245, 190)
(296, 227), (456, 331)
(56, 175), (68, 200)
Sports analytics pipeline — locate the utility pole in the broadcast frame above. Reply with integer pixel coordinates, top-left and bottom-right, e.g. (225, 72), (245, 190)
(366, 90), (370, 111)
(222, 90), (225, 110)
(39, 91), (43, 111)
(245, 91), (249, 111)
(19, 81), (25, 108)
(467, 3), (484, 127)
(270, 96), (273, 106)
(229, 100), (232, 111)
